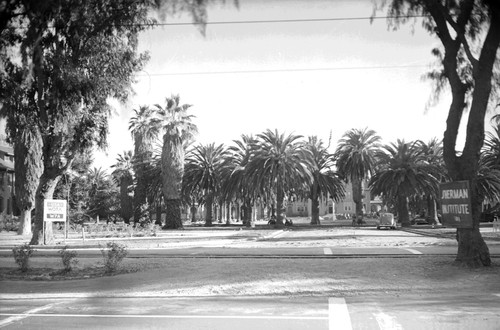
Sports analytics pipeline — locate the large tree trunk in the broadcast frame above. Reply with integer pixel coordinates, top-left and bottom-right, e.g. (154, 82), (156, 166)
(14, 126), (43, 236)
(190, 203), (197, 222)
(398, 195), (410, 227)
(275, 188), (285, 228)
(163, 199), (183, 229)
(120, 176), (133, 224)
(435, 1), (500, 267)
(155, 197), (162, 226)
(352, 177), (364, 221)
(30, 173), (60, 245)
(225, 202), (231, 225)
(204, 194), (214, 227)
(455, 180), (490, 267)
(242, 199), (252, 227)
(310, 184), (320, 225)
(162, 138), (184, 229)
(17, 209), (32, 235)
(427, 195), (440, 225)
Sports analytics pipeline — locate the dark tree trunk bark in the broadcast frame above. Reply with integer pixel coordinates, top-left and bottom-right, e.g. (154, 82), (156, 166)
(352, 177), (364, 220)
(204, 195), (213, 227)
(275, 188), (285, 228)
(398, 195), (410, 227)
(155, 197), (162, 226)
(163, 199), (183, 229)
(190, 203), (197, 223)
(242, 200), (252, 227)
(310, 184), (320, 225)
(30, 173), (60, 245)
(225, 202), (231, 225)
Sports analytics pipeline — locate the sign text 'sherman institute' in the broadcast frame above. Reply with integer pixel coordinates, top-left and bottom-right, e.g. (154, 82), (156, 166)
(439, 181), (473, 228)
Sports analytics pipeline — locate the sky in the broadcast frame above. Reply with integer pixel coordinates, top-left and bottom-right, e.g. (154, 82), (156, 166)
(95, 0), (465, 170)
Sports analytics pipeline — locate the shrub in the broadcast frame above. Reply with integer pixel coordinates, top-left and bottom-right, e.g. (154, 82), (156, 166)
(100, 242), (128, 273)
(59, 246), (79, 272)
(0, 213), (19, 232)
(12, 243), (34, 272)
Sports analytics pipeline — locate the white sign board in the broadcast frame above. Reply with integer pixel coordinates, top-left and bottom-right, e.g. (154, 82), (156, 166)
(43, 199), (67, 222)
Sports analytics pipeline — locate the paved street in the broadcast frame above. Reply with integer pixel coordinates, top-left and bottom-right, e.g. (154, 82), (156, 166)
(1, 292), (500, 329)
(1, 227), (500, 329)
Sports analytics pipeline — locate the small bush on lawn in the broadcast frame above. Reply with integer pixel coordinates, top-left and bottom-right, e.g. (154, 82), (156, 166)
(0, 213), (19, 232)
(59, 246), (79, 272)
(100, 242), (128, 273)
(12, 243), (34, 272)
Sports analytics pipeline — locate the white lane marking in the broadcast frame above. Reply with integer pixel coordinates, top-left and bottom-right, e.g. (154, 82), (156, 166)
(324, 248), (333, 255)
(0, 302), (65, 328)
(493, 294), (500, 298)
(0, 313), (327, 320)
(374, 311), (403, 330)
(329, 298), (352, 330)
(404, 248), (422, 255)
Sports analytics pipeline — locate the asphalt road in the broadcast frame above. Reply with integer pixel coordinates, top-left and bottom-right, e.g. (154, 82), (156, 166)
(1, 292), (499, 329)
(1, 245), (500, 258)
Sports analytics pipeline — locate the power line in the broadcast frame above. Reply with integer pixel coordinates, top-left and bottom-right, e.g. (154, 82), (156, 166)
(138, 64), (429, 77)
(138, 15), (428, 27)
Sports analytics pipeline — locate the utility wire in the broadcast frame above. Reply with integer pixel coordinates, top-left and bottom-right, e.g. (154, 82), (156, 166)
(138, 64), (429, 77)
(150, 15), (428, 27)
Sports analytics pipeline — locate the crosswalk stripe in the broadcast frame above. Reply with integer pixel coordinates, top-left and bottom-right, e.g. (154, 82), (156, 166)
(404, 248), (422, 255)
(329, 298), (352, 330)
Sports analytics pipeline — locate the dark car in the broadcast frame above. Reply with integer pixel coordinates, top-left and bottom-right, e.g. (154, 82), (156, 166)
(480, 212), (500, 222)
(410, 217), (429, 225)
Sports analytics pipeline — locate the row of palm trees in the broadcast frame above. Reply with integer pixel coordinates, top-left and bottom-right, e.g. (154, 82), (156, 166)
(113, 95), (500, 229)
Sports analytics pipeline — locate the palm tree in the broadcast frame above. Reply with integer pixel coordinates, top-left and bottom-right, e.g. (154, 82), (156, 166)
(483, 123), (500, 167)
(246, 129), (313, 228)
(478, 123), (500, 204)
(224, 134), (258, 227)
(129, 105), (161, 224)
(335, 128), (381, 222)
(416, 138), (446, 224)
(369, 140), (441, 227)
(155, 95), (197, 229)
(183, 143), (230, 226)
(305, 136), (345, 225)
(111, 151), (134, 224)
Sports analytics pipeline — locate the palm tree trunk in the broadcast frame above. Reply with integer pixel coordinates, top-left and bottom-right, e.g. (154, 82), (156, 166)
(204, 194), (214, 227)
(310, 184), (320, 225)
(427, 195), (440, 225)
(275, 188), (285, 228)
(243, 199), (252, 227)
(190, 203), (197, 222)
(163, 199), (183, 229)
(161, 138), (184, 229)
(120, 176), (133, 224)
(30, 173), (60, 245)
(352, 177), (364, 220)
(225, 202), (231, 225)
(155, 197), (162, 226)
(398, 195), (410, 227)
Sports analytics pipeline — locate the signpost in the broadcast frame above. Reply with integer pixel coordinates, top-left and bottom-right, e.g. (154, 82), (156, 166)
(43, 199), (67, 244)
(439, 181), (473, 228)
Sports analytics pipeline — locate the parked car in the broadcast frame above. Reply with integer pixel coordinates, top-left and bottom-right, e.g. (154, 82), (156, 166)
(410, 217), (429, 225)
(377, 213), (397, 230)
(480, 211), (500, 222)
